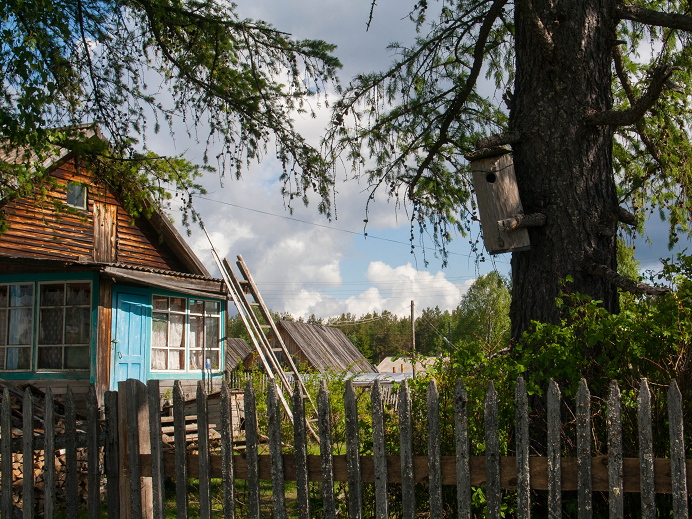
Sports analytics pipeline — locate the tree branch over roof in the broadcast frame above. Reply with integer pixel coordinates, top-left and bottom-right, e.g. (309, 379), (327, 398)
(407, 0), (508, 200)
(616, 3), (692, 30)
(585, 64), (674, 126)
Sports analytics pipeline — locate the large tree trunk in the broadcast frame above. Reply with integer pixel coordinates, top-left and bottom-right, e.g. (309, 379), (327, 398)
(509, 0), (619, 341)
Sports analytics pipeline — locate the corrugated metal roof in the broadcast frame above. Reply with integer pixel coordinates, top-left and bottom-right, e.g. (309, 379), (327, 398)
(278, 320), (376, 374)
(225, 338), (254, 370)
(104, 262), (221, 281)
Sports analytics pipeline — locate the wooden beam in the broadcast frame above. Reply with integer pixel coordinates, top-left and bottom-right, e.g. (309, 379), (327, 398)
(497, 213), (546, 232)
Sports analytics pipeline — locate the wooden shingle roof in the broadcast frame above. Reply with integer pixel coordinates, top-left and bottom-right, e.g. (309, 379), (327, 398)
(225, 338), (254, 370)
(278, 321), (376, 374)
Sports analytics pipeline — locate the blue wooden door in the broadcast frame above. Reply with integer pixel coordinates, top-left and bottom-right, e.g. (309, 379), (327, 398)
(111, 292), (148, 388)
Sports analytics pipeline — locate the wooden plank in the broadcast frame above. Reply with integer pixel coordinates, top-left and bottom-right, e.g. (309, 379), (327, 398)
(197, 382), (212, 519)
(318, 380), (336, 519)
(44, 388), (56, 519)
(66, 387), (78, 519)
(96, 278), (113, 405)
(345, 380), (362, 519)
(428, 380), (442, 519)
(515, 377), (530, 519)
(470, 153), (530, 254)
(220, 384), (235, 519)
(371, 380), (388, 519)
(669, 380), (688, 519)
(22, 388), (34, 519)
(126, 380), (143, 519)
(147, 381), (164, 519)
(93, 202), (117, 262)
(292, 382), (309, 519)
(576, 379), (591, 519)
(485, 382), (500, 519)
(455, 379), (470, 519)
(105, 391), (120, 519)
(87, 385), (100, 519)
(547, 380), (561, 519)
(267, 382), (286, 519)
(244, 381), (260, 519)
(608, 381), (623, 519)
(173, 381), (188, 519)
(638, 378), (655, 519)
(399, 380), (415, 519)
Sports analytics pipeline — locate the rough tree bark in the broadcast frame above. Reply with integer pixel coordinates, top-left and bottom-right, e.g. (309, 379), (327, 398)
(509, 0), (619, 340)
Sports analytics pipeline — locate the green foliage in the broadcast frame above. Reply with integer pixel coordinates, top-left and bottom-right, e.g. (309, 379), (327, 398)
(0, 0), (340, 222)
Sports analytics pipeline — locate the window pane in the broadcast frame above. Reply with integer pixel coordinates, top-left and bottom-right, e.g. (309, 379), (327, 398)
(170, 314), (184, 349)
(0, 286), (7, 307)
(0, 309), (6, 346)
(65, 307), (90, 344)
(153, 296), (168, 311)
(0, 348), (4, 369)
(41, 284), (65, 307)
(10, 285), (33, 307)
(190, 300), (203, 314)
(67, 183), (86, 208)
(65, 346), (89, 369)
(189, 350), (202, 370)
(152, 313), (168, 349)
(169, 350), (184, 370)
(170, 297), (185, 312)
(39, 308), (64, 345)
(66, 283), (90, 306)
(205, 301), (220, 315)
(205, 317), (219, 351)
(208, 350), (219, 370)
(38, 347), (62, 370)
(6, 347), (30, 370)
(151, 349), (167, 370)
(9, 308), (33, 345)
(190, 316), (203, 349)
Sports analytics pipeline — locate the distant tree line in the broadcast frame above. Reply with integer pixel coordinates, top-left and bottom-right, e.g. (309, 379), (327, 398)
(226, 271), (510, 367)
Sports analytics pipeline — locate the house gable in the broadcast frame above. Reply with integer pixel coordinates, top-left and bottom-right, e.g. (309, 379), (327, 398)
(0, 156), (202, 274)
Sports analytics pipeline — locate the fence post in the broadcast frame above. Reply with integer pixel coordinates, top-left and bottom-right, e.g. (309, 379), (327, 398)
(669, 380), (688, 519)
(638, 378), (655, 519)
(576, 379), (592, 519)
(399, 380), (415, 519)
(485, 382), (500, 519)
(220, 384), (236, 519)
(244, 381), (260, 519)
(547, 380), (561, 519)
(22, 388), (33, 519)
(318, 380), (336, 519)
(515, 377), (530, 519)
(66, 387), (77, 519)
(119, 379), (153, 519)
(147, 380), (164, 519)
(197, 382), (211, 519)
(371, 379), (388, 519)
(293, 380), (309, 519)
(607, 381), (623, 519)
(428, 380), (442, 519)
(267, 381), (286, 519)
(44, 388), (56, 519)
(105, 391), (120, 519)
(87, 384), (100, 519)
(2, 388), (11, 519)
(345, 380), (362, 519)
(455, 379), (470, 519)
(173, 381), (188, 519)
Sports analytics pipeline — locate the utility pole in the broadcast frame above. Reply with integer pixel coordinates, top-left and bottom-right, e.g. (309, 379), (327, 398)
(411, 300), (416, 378)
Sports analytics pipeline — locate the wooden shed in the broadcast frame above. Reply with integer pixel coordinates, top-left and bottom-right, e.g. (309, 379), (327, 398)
(269, 321), (376, 374)
(0, 128), (228, 410)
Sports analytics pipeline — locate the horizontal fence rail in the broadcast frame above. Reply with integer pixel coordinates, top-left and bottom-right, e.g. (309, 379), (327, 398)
(1, 376), (692, 518)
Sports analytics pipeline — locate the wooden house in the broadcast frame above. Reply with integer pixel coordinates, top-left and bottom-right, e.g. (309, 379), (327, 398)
(0, 129), (228, 409)
(269, 320), (376, 374)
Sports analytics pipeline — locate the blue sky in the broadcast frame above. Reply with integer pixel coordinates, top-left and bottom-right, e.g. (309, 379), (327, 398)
(145, 0), (684, 319)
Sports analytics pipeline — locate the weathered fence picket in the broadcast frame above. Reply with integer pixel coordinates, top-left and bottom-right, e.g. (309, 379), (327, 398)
(515, 377), (530, 519)
(576, 379), (592, 519)
(7, 375), (692, 519)
(638, 378), (655, 519)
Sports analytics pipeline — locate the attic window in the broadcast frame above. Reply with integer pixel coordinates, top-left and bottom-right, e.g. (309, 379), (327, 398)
(66, 182), (86, 209)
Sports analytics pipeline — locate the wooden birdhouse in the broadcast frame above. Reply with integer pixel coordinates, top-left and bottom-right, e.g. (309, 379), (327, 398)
(469, 149), (533, 255)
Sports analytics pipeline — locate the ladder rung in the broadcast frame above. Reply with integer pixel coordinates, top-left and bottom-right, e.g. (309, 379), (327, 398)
(238, 280), (249, 284)
(260, 325), (270, 329)
(249, 302), (259, 307)
(272, 348), (282, 352)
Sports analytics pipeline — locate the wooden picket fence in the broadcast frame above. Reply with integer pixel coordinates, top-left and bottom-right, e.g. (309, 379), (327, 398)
(1, 376), (692, 518)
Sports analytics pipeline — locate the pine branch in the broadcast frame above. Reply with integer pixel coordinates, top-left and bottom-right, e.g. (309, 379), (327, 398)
(584, 259), (669, 296)
(585, 64), (674, 126)
(406, 0), (508, 199)
(476, 131), (522, 149)
(617, 206), (637, 226)
(616, 3), (692, 31)
(516, 0), (554, 54)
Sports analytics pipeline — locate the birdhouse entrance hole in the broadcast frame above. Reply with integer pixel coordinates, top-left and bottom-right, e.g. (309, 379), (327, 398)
(486, 173), (497, 183)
